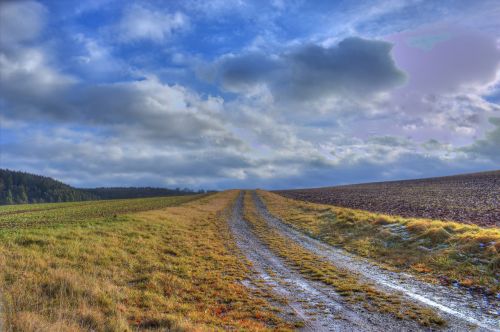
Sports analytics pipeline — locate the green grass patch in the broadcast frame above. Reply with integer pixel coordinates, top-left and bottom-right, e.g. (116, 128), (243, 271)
(0, 195), (202, 230)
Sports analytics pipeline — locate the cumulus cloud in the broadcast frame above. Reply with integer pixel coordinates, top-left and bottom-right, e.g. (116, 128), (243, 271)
(358, 25), (500, 151)
(0, 3), (242, 152)
(116, 4), (188, 43)
(211, 37), (406, 101)
(0, 2), (247, 188)
(2, 71), (245, 150)
(389, 25), (500, 94)
(13, 136), (246, 178)
(1, 1), (499, 189)
(0, 0), (46, 47)
(0, 48), (75, 118)
(0, 1), (75, 119)
(461, 117), (500, 162)
(0, 127), (253, 188)
(71, 34), (128, 80)
(80, 77), (244, 148)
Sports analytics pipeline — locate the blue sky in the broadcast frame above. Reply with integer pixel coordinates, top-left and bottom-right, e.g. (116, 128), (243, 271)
(0, 0), (499, 189)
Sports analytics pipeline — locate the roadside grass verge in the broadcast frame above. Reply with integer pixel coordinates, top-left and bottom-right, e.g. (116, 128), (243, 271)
(243, 191), (446, 327)
(258, 190), (500, 294)
(0, 192), (291, 331)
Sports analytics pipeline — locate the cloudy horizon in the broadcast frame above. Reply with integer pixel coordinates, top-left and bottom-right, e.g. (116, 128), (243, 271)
(1, 0), (499, 190)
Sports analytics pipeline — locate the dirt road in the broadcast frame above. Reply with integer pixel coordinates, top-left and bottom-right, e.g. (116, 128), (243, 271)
(229, 193), (424, 331)
(228, 191), (499, 331)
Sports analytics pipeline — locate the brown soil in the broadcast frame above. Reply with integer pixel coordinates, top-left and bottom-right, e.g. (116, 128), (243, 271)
(276, 170), (500, 227)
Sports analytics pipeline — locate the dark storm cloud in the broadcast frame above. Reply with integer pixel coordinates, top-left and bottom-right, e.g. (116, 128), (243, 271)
(213, 37), (406, 100)
(213, 53), (281, 90)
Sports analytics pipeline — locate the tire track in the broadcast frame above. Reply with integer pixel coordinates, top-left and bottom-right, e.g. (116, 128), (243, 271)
(253, 191), (500, 331)
(229, 192), (424, 331)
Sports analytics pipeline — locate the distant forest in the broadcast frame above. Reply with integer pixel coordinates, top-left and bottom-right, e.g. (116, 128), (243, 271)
(0, 169), (205, 205)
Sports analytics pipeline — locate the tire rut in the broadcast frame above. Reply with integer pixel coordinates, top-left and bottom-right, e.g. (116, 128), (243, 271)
(229, 192), (424, 331)
(253, 191), (500, 332)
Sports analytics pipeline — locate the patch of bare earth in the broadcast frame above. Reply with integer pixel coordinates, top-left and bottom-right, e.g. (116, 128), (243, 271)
(276, 170), (500, 227)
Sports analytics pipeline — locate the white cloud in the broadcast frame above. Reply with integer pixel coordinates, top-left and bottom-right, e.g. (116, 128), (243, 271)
(1, 1), (499, 189)
(461, 117), (500, 162)
(0, 48), (74, 91)
(74, 34), (110, 64)
(71, 33), (130, 80)
(117, 4), (188, 43)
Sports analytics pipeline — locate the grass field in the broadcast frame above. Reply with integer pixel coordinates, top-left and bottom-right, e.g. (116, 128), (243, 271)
(0, 195), (203, 229)
(0, 192), (291, 331)
(258, 190), (500, 294)
(1, 188), (497, 330)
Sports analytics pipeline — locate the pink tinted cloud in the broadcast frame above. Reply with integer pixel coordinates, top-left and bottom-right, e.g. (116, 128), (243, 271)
(387, 24), (500, 94)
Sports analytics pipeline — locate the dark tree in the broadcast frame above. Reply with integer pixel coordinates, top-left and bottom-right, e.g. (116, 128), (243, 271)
(0, 169), (206, 205)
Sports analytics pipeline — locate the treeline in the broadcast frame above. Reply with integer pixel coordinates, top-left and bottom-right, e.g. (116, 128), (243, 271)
(0, 169), (205, 205)
(83, 187), (207, 200)
(0, 169), (97, 204)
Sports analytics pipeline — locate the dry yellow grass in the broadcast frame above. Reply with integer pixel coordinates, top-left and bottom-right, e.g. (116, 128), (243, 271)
(0, 192), (291, 331)
(242, 192), (445, 327)
(258, 190), (500, 293)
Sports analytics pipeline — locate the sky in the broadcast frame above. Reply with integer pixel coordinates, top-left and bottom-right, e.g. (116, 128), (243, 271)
(0, 0), (499, 190)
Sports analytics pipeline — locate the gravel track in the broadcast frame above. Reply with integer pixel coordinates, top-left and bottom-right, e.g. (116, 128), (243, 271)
(229, 193), (435, 331)
(253, 191), (500, 331)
